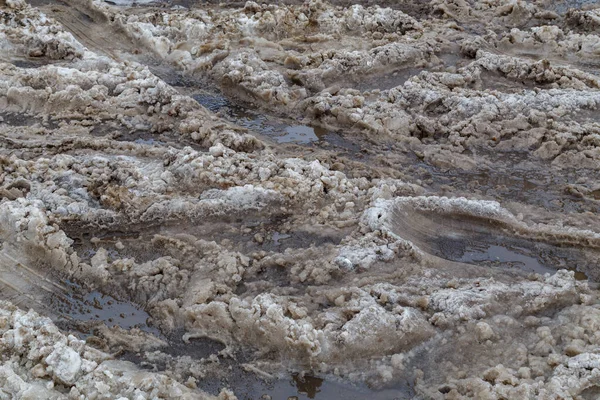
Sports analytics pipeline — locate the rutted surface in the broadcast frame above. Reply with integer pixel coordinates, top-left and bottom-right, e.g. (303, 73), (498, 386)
(3, 0), (600, 398)
(385, 198), (600, 279)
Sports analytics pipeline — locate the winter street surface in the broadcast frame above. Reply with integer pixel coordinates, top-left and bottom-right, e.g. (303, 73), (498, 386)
(2, 0), (600, 398)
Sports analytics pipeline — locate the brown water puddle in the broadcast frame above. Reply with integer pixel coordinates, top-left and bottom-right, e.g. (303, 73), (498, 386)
(0, 245), (158, 336)
(52, 281), (159, 335)
(234, 374), (413, 400)
(389, 204), (599, 280)
(193, 91), (327, 144)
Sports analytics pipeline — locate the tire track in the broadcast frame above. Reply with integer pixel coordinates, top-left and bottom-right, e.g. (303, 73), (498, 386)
(36, 0), (140, 61)
(0, 246), (73, 321)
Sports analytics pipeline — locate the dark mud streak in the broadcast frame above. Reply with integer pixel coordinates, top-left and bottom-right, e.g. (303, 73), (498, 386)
(407, 149), (600, 214)
(389, 205), (600, 280)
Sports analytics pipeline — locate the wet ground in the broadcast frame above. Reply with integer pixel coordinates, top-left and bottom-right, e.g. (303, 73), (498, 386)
(4, 0), (600, 397)
(554, 0), (600, 14)
(390, 202), (596, 272)
(236, 375), (414, 400)
(52, 282), (158, 334)
(193, 91), (325, 144)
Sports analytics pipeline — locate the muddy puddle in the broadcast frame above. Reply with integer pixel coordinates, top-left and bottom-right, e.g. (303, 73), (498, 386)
(232, 374), (414, 400)
(123, 331), (415, 399)
(0, 245), (157, 337)
(347, 53), (471, 92)
(193, 92), (325, 144)
(89, 121), (207, 150)
(52, 281), (158, 335)
(69, 217), (348, 267)
(131, 357), (414, 399)
(193, 91), (362, 149)
(455, 244), (552, 274)
(314, 131), (363, 154)
(432, 234), (586, 277)
(388, 201), (599, 280)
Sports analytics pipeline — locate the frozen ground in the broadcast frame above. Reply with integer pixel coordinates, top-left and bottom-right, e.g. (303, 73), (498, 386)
(3, 0), (600, 398)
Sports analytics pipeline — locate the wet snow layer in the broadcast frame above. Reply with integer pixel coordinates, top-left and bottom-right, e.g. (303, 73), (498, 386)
(4, 0), (600, 398)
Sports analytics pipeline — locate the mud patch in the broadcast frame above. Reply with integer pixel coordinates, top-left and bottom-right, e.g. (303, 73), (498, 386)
(0, 245), (157, 337)
(163, 334), (226, 359)
(386, 198), (600, 279)
(409, 152), (598, 214)
(193, 92), (321, 143)
(8, 57), (62, 68)
(260, 229), (346, 252)
(89, 123), (205, 150)
(315, 131), (362, 154)
(235, 374), (414, 400)
(53, 282), (158, 335)
(553, 0), (600, 14)
(477, 70), (539, 93)
(112, 130), (167, 146)
(0, 112), (45, 127)
(352, 68), (423, 91)
(103, 0), (160, 6)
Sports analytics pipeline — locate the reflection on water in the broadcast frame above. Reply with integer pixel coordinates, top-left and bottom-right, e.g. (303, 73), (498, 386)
(282, 125), (322, 143)
(390, 206), (598, 280)
(272, 231), (292, 246)
(292, 374), (323, 399)
(193, 92), (323, 143)
(433, 233), (558, 275)
(455, 243), (554, 275)
(246, 374), (413, 400)
(50, 281), (158, 335)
